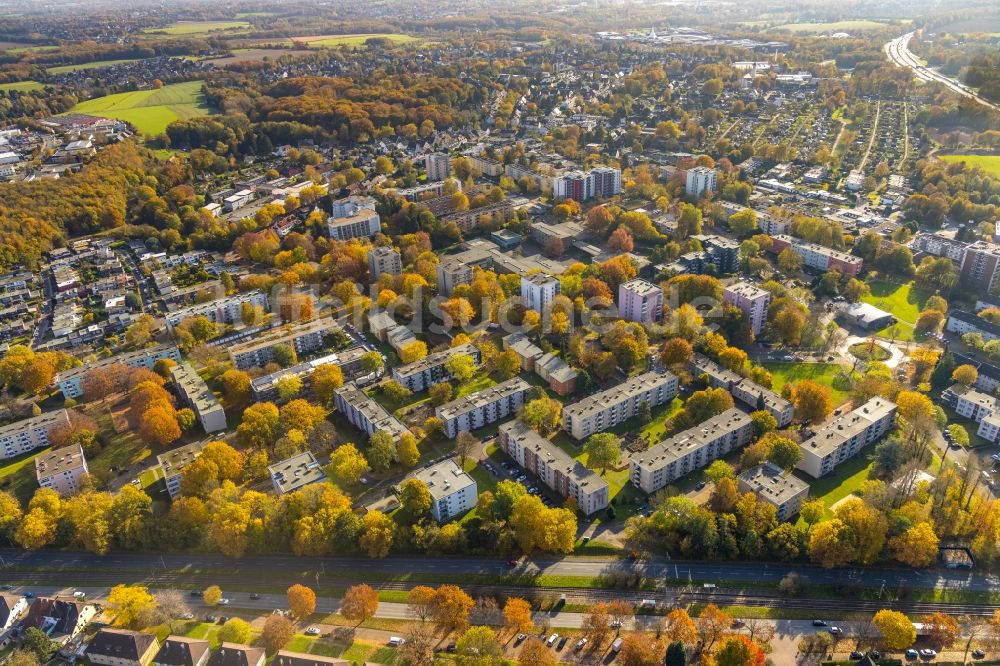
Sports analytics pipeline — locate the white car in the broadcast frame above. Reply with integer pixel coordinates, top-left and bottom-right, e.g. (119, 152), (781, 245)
(920, 649), (937, 658)
(72, 591), (86, 599)
(305, 627), (320, 636)
(218, 598), (230, 606)
(181, 613), (195, 620)
(828, 626), (842, 635)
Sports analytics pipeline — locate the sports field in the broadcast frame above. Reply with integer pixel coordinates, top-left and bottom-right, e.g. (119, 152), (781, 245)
(143, 20), (250, 36)
(66, 80), (210, 135)
(0, 80), (44, 92)
(47, 58), (142, 74)
(939, 155), (1000, 178)
(773, 20), (888, 33)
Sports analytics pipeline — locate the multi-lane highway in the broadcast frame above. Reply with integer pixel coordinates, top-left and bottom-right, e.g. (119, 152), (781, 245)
(885, 31), (1000, 113)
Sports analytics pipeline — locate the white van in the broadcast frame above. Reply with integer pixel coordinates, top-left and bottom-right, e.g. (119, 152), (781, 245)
(612, 637), (623, 653)
(388, 637), (405, 647)
(546, 633), (559, 647)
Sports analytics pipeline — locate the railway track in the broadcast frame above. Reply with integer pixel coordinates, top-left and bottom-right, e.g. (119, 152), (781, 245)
(4, 568), (999, 617)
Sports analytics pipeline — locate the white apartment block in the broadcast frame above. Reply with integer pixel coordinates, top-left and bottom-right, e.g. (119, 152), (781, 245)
(723, 281), (771, 337)
(327, 196), (381, 240)
(499, 420), (609, 515)
(35, 443), (88, 495)
(552, 167), (622, 202)
(269, 451), (327, 494)
(158, 441), (206, 500)
(228, 317), (333, 370)
(435, 377), (532, 439)
(334, 383), (410, 440)
(171, 363), (226, 433)
(57, 345), (182, 399)
(392, 343), (481, 392)
(562, 370), (679, 441)
(911, 233), (968, 263)
(425, 153), (452, 181)
(436, 259), (474, 296)
(797, 397), (897, 478)
(944, 383), (1000, 444)
(618, 279), (663, 324)
(738, 462), (809, 521)
(632, 408), (754, 493)
(769, 235), (863, 275)
(0, 409), (70, 460)
(520, 273), (561, 313)
(165, 290), (268, 332)
(408, 459), (477, 522)
(690, 353), (794, 426)
(757, 213), (790, 236)
(368, 245), (403, 280)
(685, 166), (717, 197)
(467, 154), (503, 177)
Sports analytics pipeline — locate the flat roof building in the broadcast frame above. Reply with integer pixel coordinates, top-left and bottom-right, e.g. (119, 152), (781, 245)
(738, 462), (809, 521)
(797, 397), (897, 478)
(35, 443), (88, 496)
(723, 281), (770, 337)
(407, 459), (477, 522)
(435, 377), (532, 439)
(269, 451), (327, 494)
(334, 383), (409, 440)
(228, 318), (334, 370)
(57, 345), (181, 399)
(327, 196), (380, 240)
(0, 409), (71, 461)
(618, 279), (663, 324)
(562, 371), (678, 441)
(631, 408), (754, 493)
(499, 420), (609, 515)
(690, 354), (793, 427)
(368, 246), (402, 280)
(171, 363), (226, 433)
(157, 441), (206, 500)
(391, 343), (481, 392)
(165, 291), (268, 332)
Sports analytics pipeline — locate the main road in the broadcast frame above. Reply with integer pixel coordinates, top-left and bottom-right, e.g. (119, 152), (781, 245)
(1, 549), (997, 594)
(884, 31), (1000, 113)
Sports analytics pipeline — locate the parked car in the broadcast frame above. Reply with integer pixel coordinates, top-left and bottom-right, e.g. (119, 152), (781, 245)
(218, 598), (230, 606)
(906, 649), (920, 659)
(515, 634), (526, 645)
(828, 626), (842, 635)
(973, 649), (986, 659)
(388, 637), (405, 647)
(731, 619), (745, 628)
(546, 634), (559, 647)
(305, 627), (320, 636)
(850, 652), (863, 660)
(181, 613), (195, 620)
(190, 590), (202, 597)
(206, 615), (217, 622)
(991, 453), (1000, 463)
(576, 638), (588, 651)
(919, 649), (937, 658)
(695, 480), (707, 490)
(812, 620), (827, 626)
(219, 616), (230, 624)
(556, 636), (568, 651)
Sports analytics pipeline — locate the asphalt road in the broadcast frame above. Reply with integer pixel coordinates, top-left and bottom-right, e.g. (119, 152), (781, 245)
(1, 549), (997, 594)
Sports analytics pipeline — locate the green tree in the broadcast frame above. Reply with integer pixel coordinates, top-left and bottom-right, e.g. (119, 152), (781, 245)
(367, 431), (397, 471)
(328, 444), (370, 485)
(445, 354), (477, 382)
(584, 432), (620, 472)
(218, 618), (252, 644)
(398, 478), (432, 523)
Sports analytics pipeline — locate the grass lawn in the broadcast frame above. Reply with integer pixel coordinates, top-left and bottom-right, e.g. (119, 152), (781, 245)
(143, 21), (250, 36)
(64, 80), (210, 136)
(340, 641), (397, 664)
(773, 19), (888, 32)
(0, 80), (44, 91)
(455, 372), (496, 398)
(763, 361), (853, 406)
(793, 448), (875, 522)
(303, 33), (419, 48)
(861, 280), (932, 327)
(939, 155), (1000, 179)
(0, 448), (47, 503)
(47, 58), (142, 74)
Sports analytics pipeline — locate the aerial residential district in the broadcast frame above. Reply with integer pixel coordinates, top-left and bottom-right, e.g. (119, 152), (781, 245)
(2, 1), (1000, 665)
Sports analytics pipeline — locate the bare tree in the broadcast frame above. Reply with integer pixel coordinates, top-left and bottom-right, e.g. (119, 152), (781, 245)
(468, 596), (501, 627)
(743, 616), (775, 644)
(455, 431), (479, 467)
(844, 612), (878, 651)
(397, 624), (435, 665)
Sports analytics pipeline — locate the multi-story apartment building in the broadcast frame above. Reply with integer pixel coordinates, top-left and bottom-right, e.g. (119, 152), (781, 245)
(738, 462), (810, 521)
(552, 167), (622, 202)
(797, 397), (897, 478)
(960, 241), (1000, 291)
(685, 166), (717, 197)
(618, 279), (663, 323)
(153, 637), (211, 666)
(504, 163), (555, 193)
(390, 181), (458, 201)
(520, 273), (561, 313)
(690, 353), (794, 427)
(768, 235), (863, 275)
(367, 246), (402, 280)
(327, 196), (381, 240)
(228, 318), (334, 370)
(501, 333), (576, 395)
(0, 409), (70, 460)
(392, 343), (481, 392)
(562, 370), (679, 440)
(723, 281), (771, 337)
(436, 259), (474, 296)
(57, 345), (182, 399)
(250, 347), (369, 402)
(946, 310), (1000, 342)
(86, 629), (160, 666)
(631, 408), (754, 493)
(757, 213), (791, 236)
(171, 363), (226, 433)
(499, 420), (609, 515)
(435, 377), (532, 439)
(269, 451), (327, 494)
(951, 351), (1000, 395)
(35, 443), (88, 495)
(425, 153), (451, 181)
(158, 441), (206, 500)
(441, 201), (514, 232)
(334, 383), (410, 440)
(467, 154), (503, 177)
(911, 233), (968, 263)
(942, 383), (1000, 444)
(408, 459), (477, 522)
(165, 291), (268, 332)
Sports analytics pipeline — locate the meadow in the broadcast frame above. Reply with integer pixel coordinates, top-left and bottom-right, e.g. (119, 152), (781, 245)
(46, 58), (142, 74)
(939, 154), (1000, 178)
(0, 81), (44, 92)
(773, 20), (889, 33)
(65, 80), (210, 136)
(143, 20), (250, 36)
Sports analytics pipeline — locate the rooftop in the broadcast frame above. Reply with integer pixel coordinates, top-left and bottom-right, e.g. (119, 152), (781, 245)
(85, 629), (158, 662)
(738, 462), (809, 505)
(0, 408), (69, 439)
(335, 384), (409, 438)
(500, 420), (607, 494)
(35, 443), (86, 481)
(157, 441), (207, 479)
(394, 343), (478, 380)
(408, 459), (476, 501)
(620, 278), (662, 298)
(268, 451), (327, 494)
(634, 408), (752, 470)
(229, 318), (334, 358)
(725, 281), (769, 300)
(155, 637), (211, 666)
(436, 377), (532, 421)
(58, 345), (178, 382)
(563, 370), (677, 420)
(800, 397), (897, 458)
(171, 362), (222, 414)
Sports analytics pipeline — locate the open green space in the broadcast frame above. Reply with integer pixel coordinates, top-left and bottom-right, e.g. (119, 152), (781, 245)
(47, 58), (143, 74)
(303, 33), (420, 48)
(0, 448), (47, 503)
(794, 448), (874, 522)
(939, 154), (1000, 179)
(143, 21), (250, 36)
(848, 341), (892, 362)
(861, 280), (932, 326)
(763, 361), (853, 406)
(0, 80), (44, 92)
(65, 80), (210, 135)
(773, 20), (889, 33)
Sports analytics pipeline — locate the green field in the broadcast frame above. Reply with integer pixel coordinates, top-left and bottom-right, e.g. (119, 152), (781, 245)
(65, 80), (210, 135)
(773, 20), (889, 33)
(939, 154), (1000, 178)
(861, 279), (933, 341)
(143, 20), (250, 36)
(47, 58), (142, 74)
(0, 449), (47, 503)
(0, 80), (44, 91)
(763, 361), (853, 406)
(301, 33), (419, 48)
